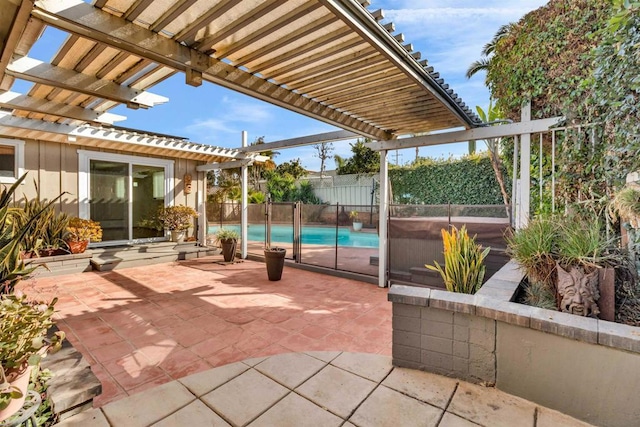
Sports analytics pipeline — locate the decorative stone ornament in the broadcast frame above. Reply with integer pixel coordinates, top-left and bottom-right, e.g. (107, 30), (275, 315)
(556, 263), (600, 317)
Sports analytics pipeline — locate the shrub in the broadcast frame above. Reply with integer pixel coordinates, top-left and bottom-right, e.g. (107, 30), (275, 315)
(426, 226), (490, 294)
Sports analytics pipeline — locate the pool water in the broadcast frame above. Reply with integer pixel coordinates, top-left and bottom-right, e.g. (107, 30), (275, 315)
(208, 224), (379, 248)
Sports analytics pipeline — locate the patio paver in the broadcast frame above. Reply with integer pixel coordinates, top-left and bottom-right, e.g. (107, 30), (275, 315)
(57, 352), (594, 427)
(19, 257), (391, 406)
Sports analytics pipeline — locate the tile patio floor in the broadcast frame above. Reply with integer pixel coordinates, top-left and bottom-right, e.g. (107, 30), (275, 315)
(57, 352), (593, 427)
(18, 257), (391, 407)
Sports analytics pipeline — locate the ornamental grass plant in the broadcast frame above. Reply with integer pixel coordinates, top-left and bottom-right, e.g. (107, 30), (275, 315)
(426, 225), (490, 294)
(506, 216), (559, 289)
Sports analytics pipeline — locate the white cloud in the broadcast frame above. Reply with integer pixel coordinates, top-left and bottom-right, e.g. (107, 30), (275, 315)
(185, 96), (275, 144)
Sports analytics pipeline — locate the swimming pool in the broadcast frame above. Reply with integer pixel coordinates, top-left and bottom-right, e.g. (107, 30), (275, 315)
(208, 224), (379, 248)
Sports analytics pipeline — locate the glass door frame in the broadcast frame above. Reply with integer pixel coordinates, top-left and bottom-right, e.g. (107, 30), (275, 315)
(78, 150), (174, 246)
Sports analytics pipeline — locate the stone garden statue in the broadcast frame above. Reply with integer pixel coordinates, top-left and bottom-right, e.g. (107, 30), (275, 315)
(556, 264), (600, 317)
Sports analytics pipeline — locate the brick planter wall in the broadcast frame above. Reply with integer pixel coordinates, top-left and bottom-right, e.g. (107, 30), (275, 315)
(389, 261), (640, 427)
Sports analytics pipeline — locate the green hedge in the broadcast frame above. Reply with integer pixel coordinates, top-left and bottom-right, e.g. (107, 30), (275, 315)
(389, 155), (509, 205)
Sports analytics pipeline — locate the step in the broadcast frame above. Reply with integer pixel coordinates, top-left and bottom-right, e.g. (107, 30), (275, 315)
(26, 252), (93, 277)
(42, 328), (101, 420)
(410, 266), (444, 287)
(90, 251), (179, 272)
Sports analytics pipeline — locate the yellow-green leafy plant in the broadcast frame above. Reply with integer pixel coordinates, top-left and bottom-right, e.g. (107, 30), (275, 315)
(66, 217), (103, 242)
(0, 293), (64, 411)
(426, 225), (490, 294)
(156, 205), (198, 231)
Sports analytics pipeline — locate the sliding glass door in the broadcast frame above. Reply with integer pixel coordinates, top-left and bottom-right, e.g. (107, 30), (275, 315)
(79, 151), (174, 245)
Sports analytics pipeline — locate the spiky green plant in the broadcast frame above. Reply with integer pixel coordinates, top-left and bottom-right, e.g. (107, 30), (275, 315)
(523, 279), (557, 310)
(0, 175), (64, 293)
(611, 186), (640, 229)
(556, 213), (612, 268)
(426, 225), (490, 294)
(506, 216), (559, 289)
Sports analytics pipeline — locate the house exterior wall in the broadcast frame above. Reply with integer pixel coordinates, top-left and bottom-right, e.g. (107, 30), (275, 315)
(10, 137), (207, 240)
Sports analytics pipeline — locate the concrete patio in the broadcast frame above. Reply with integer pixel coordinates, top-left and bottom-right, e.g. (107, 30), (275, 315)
(57, 352), (592, 427)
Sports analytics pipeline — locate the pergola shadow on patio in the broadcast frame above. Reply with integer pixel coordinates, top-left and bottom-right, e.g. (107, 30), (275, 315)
(17, 256), (390, 407)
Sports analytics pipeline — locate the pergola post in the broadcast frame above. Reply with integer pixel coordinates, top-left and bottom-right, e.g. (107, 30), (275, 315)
(241, 131), (248, 259)
(378, 149), (389, 288)
(516, 101), (532, 229)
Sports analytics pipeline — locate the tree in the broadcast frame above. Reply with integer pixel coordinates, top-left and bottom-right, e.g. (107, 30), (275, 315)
(466, 24), (515, 81)
(248, 136), (277, 188)
(475, 101), (511, 222)
(313, 142), (334, 176)
(264, 171), (296, 202)
(275, 158), (307, 179)
(336, 139), (380, 175)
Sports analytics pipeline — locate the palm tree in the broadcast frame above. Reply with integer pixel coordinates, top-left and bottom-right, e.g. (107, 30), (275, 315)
(466, 23), (515, 80)
(475, 101), (511, 223)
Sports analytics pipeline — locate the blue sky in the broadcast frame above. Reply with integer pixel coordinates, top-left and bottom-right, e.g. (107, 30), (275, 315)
(22, 0), (548, 171)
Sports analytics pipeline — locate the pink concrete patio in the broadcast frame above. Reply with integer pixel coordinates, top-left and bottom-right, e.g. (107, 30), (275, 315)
(17, 258), (391, 407)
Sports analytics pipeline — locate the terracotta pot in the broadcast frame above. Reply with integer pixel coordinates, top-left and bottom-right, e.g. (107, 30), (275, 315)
(0, 365), (32, 422)
(264, 248), (286, 281)
(67, 239), (89, 254)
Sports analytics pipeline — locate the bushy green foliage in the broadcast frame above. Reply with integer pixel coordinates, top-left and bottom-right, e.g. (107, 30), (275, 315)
(265, 171), (296, 202)
(336, 139), (380, 175)
(389, 154), (508, 205)
(581, 1), (640, 190)
(486, 0), (611, 121)
(275, 159), (307, 179)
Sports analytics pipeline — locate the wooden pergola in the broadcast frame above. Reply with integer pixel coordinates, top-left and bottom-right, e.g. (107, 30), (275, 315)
(1, 0), (560, 286)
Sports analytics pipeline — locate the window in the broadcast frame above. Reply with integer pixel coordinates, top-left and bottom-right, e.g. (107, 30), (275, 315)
(0, 138), (25, 184)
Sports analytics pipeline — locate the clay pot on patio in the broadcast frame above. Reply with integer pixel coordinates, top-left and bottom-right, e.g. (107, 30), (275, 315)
(66, 239), (89, 254)
(264, 247), (286, 281)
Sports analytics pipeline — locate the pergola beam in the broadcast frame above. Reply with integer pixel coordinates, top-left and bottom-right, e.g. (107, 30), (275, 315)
(0, 90), (126, 124)
(0, 0), (34, 91)
(369, 117), (563, 151)
(0, 112), (249, 159)
(196, 158), (254, 172)
(6, 57), (168, 108)
(32, 0), (390, 140)
(239, 130), (360, 152)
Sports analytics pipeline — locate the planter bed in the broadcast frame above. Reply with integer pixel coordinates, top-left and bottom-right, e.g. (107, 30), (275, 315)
(389, 260), (640, 427)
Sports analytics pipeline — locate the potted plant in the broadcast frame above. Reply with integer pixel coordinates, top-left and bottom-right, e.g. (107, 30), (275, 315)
(264, 245), (286, 281)
(349, 210), (363, 231)
(215, 228), (240, 262)
(156, 205), (199, 243)
(65, 217), (102, 254)
(0, 293), (64, 421)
